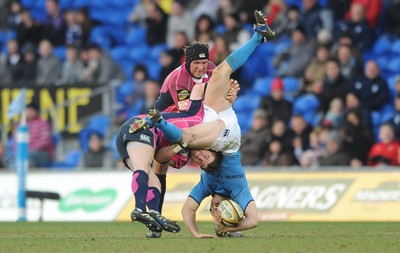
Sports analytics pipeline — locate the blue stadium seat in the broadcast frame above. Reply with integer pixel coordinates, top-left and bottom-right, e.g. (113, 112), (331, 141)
(252, 77), (273, 96)
(379, 103), (395, 124)
(392, 39), (400, 55)
(144, 59), (161, 80)
(21, 0), (35, 8)
(89, 27), (112, 49)
(150, 43), (168, 61)
(104, 26), (126, 45)
(370, 111), (381, 127)
(105, 10), (129, 26)
(34, 0), (45, 9)
(283, 77), (300, 94)
(388, 58), (400, 74)
(110, 0), (139, 8)
(117, 59), (135, 79)
(129, 44), (150, 62)
(87, 114), (111, 136)
(89, 0), (107, 8)
(232, 94), (261, 113)
(53, 46), (66, 61)
(126, 27), (147, 46)
(116, 81), (134, 104)
(73, 0), (91, 8)
(387, 75), (400, 99)
(52, 150), (82, 169)
(372, 35), (392, 55)
(293, 93), (320, 115)
(110, 46), (131, 62)
(59, 0), (75, 10)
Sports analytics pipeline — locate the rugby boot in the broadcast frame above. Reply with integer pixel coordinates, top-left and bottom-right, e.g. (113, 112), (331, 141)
(131, 208), (163, 232)
(146, 229), (162, 238)
(128, 109), (162, 134)
(254, 10), (276, 41)
(149, 210), (181, 233)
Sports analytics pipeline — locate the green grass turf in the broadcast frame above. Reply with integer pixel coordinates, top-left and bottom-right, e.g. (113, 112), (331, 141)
(0, 222), (399, 253)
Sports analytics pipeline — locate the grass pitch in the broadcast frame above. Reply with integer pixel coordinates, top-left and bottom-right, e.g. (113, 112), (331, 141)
(0, 222), (399, 253)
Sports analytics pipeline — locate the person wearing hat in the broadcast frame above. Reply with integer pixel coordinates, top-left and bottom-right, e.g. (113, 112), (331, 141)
(259, 77), (292, 125)
(318, 130), (351, 166)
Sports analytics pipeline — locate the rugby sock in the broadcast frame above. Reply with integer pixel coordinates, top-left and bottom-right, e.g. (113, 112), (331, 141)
(226, 32), (263, 71)
(154, 119), (182, 143)
(146, 187), (161, 213)
(132, 170), (149, 211)
(156, 173), (167, 213)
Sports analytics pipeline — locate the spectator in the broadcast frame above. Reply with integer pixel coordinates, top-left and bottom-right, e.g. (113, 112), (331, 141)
(303, 44), (330, 93)
(145, 3), (168, 46)
(0, 142), (5, 169)
(266, 118), (292, 152)
(81, 132), (115, 169)
(322, 97), (344, 129)
(265, 0), (286, 26)
(336, 44), (362, 81)
(335, 3), (374, 50)
(215, 0), (236, 25)
(262, 137), (296, 167)
(0, 39), (23, 85)
(76, 8), (94, 47)
(7, 0), (22, 30)
(318, 130), (351, 166)
(389, 93), (400, 140)
(42, 0), (66, 46)
(159, 50), (177, 83)
(166, 0), (194, 48)
(345, 91), (372, 129)
(16, 9), (43, 47)
(331, 32), (362, 65)
(240, 109), (270, 166)
(140, 79), (161, 114)
(299, 0), (334, 38)
(221, 12), (251, 52)
(115, 64), (149, 125)
(349, 60), (390, 112)
(15, 103), (54, 168)
(36, 39), (61, 85)
(273, 5), (301, 38)
(384, 0), (400, 38)
(328, 0), (351, 22)
(128, 0), (153, 25)
(60, 45), (83, 85)
(209, 36), (230, 66)
(317, 29), (333, 49)
(345, 0), (382, 28)
(259, 77), (292, 125)
(64, 10), (83, 47)
(368, 123), (400, 167)
(169, 31), (189, 67)
(288, 114), (313, 160)
(299, 127), (325, 168)
(194, 14), (216, 43)
(19, 43), (38, 84)
(273, 25), (315, 77)
(318, 57), (348, 113)
(80, 44), (124, 85)
(339, 108), (375, 165)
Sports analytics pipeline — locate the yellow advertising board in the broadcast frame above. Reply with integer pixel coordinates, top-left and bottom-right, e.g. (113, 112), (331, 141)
(116, 171), (400, 222)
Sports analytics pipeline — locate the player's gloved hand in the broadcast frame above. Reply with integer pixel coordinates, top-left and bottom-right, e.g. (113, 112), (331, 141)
(226, 79), (240, 104)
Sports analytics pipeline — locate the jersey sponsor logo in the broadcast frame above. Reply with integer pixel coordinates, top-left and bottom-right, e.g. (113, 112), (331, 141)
(177, 89), (190, 101)
(140, 134), (151, 143)
(178, 100), (190, 111)
(223, 129), (230, 138)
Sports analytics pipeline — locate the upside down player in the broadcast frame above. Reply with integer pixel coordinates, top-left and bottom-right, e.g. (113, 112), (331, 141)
(115, 74), (239, 237)
(131, 10), (276, 238)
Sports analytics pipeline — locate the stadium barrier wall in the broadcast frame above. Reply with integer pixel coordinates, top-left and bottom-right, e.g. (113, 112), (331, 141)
(1, 169), (400, 222)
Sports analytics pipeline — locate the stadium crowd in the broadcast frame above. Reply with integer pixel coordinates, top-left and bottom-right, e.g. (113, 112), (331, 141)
(0, 0), (400, 169)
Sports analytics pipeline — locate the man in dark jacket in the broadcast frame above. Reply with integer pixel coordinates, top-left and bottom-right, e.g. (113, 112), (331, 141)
(348, 60), (390, 112)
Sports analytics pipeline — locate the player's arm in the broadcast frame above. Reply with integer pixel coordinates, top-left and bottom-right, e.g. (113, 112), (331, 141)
(182, 197), (217, 238)
(225, 79), (240, 105)
(154, 90), (175, 112)
(214, 201), (259, 233)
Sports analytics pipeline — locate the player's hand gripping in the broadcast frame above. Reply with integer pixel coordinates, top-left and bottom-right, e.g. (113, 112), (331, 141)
(226, 79), (240, 104)
(213, 210), (229, 234)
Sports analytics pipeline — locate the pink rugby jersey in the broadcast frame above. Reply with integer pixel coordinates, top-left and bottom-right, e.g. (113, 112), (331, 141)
(154, 61), (215, 112)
